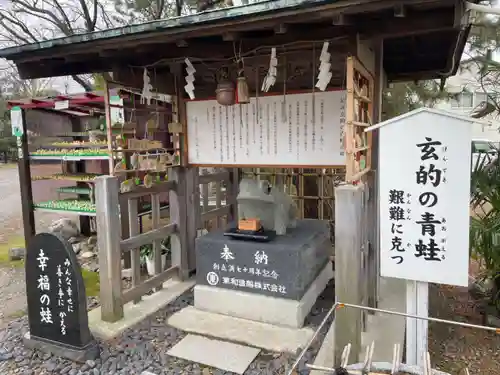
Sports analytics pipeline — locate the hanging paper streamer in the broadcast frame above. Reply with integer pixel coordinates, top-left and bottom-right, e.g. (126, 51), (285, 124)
(184, 58), (196, 100)
(315, 42), (332, 91)
(141, 68), (153, 105)
(261, 48), (277, 93)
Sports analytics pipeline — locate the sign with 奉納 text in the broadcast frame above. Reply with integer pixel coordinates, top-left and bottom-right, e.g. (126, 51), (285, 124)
(195, 220), (331, 300)
(378, 108), (471, 287)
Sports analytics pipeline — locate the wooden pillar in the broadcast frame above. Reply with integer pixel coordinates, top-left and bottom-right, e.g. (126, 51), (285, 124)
(367, 40), (384, 309)
(334, 184), (363, 366)
(169, 167), (190, 280)
(95, 175), (124, 322)
(185, 167), (200, 273)
(70, 117), (91, 236)
(226, 168), (239, 222)
(17, 108), (35, 246)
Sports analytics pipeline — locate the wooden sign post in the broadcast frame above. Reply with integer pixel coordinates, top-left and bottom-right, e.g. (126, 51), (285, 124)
(24, 233), (99, 362)
(368, 108), (472, 367)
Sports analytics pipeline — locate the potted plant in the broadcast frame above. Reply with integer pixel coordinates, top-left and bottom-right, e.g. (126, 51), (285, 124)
(140, 237), (171, 276)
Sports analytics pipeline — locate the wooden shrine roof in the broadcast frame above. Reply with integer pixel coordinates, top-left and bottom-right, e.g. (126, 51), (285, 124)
(0, 0), (474, 83)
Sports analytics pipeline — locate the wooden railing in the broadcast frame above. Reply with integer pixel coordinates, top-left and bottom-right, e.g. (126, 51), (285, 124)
(94, 168), (237, 322)
(94, 171), (189, 322)
(198, 170), (235, 231)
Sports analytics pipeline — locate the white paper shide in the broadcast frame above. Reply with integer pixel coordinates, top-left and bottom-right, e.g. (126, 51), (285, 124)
(379, 109), (471, 286)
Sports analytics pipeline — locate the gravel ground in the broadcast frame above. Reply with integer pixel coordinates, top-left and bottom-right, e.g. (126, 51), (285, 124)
(0, 280), (334, 375)
(0, 163), (65, 242)
(428, 282), (500, 375)
(0, 267), (27, 327)
(0, 164), (335, 374)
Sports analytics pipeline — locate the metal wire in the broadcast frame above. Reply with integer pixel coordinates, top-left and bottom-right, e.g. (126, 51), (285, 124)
(338, 302), (500, 334)
(286, 301), (339, 375)
(287, 301), (499, 375)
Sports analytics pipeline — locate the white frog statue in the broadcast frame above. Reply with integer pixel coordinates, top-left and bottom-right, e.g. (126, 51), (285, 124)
(237, 178), (297, 235)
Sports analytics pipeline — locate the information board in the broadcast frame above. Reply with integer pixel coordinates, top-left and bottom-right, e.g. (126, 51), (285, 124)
(378, 108), (471, 287)
(186, 90), (346, 166)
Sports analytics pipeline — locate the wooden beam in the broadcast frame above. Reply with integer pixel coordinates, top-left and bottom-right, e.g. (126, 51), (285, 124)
(394, 4), (406, 17)
(9, 0), (452, 63)
(17, 109), (35, 246)
(332, 14), (351, 25)
(274, 24), (288, 34)
(15, 5), (459, 80)
(222, 32), (240, 41)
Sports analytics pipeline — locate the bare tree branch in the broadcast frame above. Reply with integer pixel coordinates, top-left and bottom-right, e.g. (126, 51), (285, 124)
(0, 0), (114, 91)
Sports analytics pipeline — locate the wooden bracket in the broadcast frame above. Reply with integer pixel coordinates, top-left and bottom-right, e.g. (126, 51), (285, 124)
(222, 32), (240, 42)
(274, 24), (287, 35)
(333, 13), (349, 26)
(394, 4), (406, 18)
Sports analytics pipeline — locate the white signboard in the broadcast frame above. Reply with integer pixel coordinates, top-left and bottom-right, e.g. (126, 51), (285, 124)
(186, 90), (346, 166)
(110, 95), (124, 125)
(379, 108), (471, 287)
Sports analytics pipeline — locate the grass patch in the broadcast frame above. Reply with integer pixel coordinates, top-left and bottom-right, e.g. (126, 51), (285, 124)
(8, 309), (27, 318)
(82, 269), (100, 297)
(0, 236), (100, 297)
(0, 163), (17, 169)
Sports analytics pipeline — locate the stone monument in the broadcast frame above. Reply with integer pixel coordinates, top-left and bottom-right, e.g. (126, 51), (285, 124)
(195, 179), (333, 328)
(237, 178), (297, 235)
(24, 233), (99, 362)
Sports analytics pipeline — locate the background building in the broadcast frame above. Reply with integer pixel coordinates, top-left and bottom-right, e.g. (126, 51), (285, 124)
(436, 64), (500, 141)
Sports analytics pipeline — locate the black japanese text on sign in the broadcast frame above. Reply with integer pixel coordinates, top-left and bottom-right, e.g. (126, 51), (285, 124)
(413, 137), (447, 262)
(26, 233), (93, 349)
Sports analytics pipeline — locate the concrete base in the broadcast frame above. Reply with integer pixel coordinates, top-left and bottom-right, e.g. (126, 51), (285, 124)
(167, 306), (314, 354)
(88, 278), (195, 340)
(194, 262), (333, 328)
(23, 332), (100, 363)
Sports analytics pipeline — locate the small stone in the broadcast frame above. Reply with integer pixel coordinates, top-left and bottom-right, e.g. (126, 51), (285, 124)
(8, 247), (25, 261)
(43, 361), (57, 371)
(86, 359), (96, 368)
(0, 352), (13, 361)
(72, 242), (83, 254)
(49, 218), (79, 240)
(81, 251), (95, 259)
(87, 236), (98, 247)
(67, 236), (80, 244)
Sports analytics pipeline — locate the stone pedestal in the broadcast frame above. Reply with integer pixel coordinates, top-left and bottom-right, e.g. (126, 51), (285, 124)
(195, 219), (333, 328)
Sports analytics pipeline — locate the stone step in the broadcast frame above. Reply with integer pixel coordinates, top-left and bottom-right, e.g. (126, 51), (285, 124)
(167, 305), (314, 354)
(167, 334), (260, 374)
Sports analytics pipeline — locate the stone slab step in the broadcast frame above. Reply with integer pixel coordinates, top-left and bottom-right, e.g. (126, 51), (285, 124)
(167, 305), (314, 354)
(167, 334), (260, 374)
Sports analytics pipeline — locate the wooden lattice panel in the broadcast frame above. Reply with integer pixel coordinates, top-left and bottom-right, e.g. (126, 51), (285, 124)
(241, 167), (345, 220)
(345, 56), (374, 182)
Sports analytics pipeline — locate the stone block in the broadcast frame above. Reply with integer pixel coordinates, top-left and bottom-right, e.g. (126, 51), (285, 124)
(194, 262), (334, 328)
(196, 219), (331, 300)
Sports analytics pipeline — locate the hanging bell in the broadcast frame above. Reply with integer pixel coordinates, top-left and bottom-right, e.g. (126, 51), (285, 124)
(216, 79), (235, 106)
(237, 76), (250, 104)
(236, 63), (250, 104)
